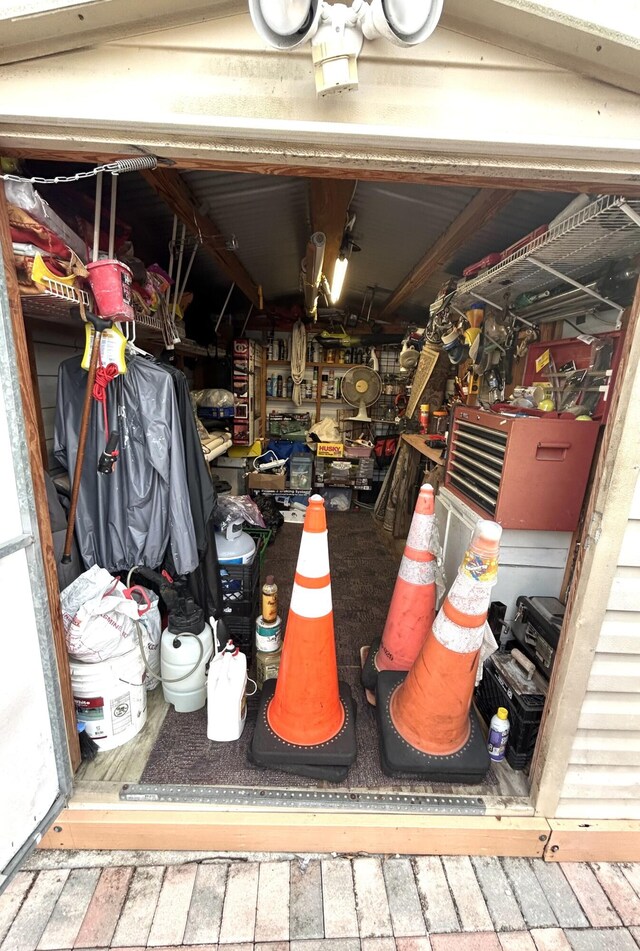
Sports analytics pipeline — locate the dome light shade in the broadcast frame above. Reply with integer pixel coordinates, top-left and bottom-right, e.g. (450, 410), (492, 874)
(249, 0), (322, 50)
(262, 0), (313, 35)
(362, 0), (444, 46)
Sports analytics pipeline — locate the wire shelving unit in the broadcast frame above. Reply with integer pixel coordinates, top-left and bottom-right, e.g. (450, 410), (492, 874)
(430, 196), (640, 316)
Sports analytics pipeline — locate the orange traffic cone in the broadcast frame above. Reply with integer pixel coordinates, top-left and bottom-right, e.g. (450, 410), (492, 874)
(251, 495), (357, 780)
(376, 519), (501, 782)
(361, 484), (438, 693)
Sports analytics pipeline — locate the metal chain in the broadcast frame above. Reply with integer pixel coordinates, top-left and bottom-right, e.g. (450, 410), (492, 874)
(1, 155), (158, 184)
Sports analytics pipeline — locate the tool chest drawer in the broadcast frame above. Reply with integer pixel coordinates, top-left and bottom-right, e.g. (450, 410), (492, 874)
(444, 407), (600, 531)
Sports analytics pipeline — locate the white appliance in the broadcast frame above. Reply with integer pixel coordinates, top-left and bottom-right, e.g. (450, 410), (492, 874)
(435, 486), (571, 623)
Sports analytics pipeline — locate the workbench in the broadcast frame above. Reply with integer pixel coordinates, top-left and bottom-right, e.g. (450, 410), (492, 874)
(400, 433), (446, 467)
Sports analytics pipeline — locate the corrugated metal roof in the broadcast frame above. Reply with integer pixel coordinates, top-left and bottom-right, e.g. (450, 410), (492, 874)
(109, 168), (579, 325)
(344, 180), (478, 321)
(447, 190), (574, 273)
(182, 170), (310, 301)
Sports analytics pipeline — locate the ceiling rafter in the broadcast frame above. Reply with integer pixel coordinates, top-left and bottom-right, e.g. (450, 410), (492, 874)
(378, 188), (517, 319)
(141, 166), (261, 307)
(309, 178), (357, 279)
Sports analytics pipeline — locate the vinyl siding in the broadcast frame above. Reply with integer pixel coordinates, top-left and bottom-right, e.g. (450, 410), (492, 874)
(556, 472), (640, 818)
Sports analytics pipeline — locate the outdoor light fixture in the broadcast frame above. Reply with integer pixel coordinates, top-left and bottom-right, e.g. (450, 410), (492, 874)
(331, 253), (349, 304)
(248, 0), (444, 95)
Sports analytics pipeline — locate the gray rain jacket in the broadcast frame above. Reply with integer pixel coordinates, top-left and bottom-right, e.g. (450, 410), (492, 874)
(54, 354), (198, 575)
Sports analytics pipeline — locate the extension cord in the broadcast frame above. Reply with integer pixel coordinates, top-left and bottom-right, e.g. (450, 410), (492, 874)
(255, 459), (286, 473)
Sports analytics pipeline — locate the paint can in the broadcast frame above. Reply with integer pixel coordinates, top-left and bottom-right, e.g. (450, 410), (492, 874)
(255, 614), (282, 653)
(256, 646), (283, 690)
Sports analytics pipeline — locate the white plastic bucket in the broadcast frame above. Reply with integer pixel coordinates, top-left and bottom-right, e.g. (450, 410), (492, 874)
(70, 648), (147, 751)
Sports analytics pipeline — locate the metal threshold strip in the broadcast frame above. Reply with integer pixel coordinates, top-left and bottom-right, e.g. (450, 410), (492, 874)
(119, 784), (487, 815)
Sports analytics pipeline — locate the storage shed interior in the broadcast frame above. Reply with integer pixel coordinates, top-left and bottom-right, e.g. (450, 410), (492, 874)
(4, 154), (640, 816)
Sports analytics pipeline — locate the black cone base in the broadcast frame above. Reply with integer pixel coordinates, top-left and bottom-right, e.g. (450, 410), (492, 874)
(376, 671), (490, 783)
(360, 637), (382, 691)
(247, 748), (349, 782)
(250, 679), (357, 780)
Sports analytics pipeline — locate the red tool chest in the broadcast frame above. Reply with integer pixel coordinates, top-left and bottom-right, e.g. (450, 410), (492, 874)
(444, 407), (600, 531)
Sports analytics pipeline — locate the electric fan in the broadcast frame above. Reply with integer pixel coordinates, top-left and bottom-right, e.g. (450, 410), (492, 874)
(341, 366), (383, 422)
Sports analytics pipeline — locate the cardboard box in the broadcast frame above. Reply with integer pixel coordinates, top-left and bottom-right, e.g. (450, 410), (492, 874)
(317, 442), (344, 458)
(248, 471), (286, 490)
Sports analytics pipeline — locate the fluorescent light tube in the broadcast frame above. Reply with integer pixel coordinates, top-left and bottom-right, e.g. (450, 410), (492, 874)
(331, 255), (349, 304)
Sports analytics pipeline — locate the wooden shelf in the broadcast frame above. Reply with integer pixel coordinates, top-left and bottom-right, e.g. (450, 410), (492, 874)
(267, 396), (316, 403)
(401, 433), (446, 465)
(266, 361), (371, 370)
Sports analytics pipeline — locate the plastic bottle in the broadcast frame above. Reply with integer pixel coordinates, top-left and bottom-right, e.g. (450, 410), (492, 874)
(419, 403), (430, 434)
(286, 375), (293, 399)
(262, 575), (278, 622)
(266, 376), (273, 397)
(487, 707), (510, 762)
(312, 368), (318, 398)
(276, 374), (283, 397)
(321, 372), (328, 397)
(207, 640), (249, 741)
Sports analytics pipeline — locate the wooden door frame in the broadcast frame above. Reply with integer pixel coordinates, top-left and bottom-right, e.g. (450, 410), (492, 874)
(4, 144), (640, 827)
(0, 183), (80, 770)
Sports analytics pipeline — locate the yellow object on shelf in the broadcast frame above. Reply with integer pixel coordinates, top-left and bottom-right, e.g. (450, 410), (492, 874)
(31, 252), (76, 289)
(228, 439), (262, 458)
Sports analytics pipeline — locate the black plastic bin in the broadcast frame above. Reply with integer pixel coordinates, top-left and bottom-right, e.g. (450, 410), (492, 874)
(219, 557), (260, 664)
(220, 558), (260, 617)
(475, 652), (547, 770)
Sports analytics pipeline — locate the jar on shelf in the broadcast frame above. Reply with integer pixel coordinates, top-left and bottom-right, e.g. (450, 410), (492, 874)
(430, 409), (448, 436)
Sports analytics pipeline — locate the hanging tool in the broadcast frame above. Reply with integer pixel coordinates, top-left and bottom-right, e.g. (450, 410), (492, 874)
(62, 310), (113, 564)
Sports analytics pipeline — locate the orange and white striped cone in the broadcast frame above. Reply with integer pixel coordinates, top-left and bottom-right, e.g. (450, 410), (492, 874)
(361, 484), (438, 694)
(251, 495), (357, 780)
(376, 519), (501, 782)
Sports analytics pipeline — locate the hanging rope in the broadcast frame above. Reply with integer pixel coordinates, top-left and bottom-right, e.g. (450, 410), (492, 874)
(290, 318), (307, 407)
(93, 363), (119, 434)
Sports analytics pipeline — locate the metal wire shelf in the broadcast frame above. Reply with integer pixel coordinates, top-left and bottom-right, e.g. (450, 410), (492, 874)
(430, 195), (640, 315)
(20, 290), (89, 321)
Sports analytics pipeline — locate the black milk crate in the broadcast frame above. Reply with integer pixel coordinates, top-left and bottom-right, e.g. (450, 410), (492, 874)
(475, 653), (546, 771)
(219, 556), (260, 617)
(223, 613), (256, 665)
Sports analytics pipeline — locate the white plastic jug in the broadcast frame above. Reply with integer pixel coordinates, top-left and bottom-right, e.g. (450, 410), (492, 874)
(207, 638), (255, 742)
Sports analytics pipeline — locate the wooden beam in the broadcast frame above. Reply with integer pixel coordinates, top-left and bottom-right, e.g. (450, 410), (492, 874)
(6, 148), (640, 197)
(140, 167), (260, 307)
(545, 820), (640, 862)
(309, 178), (356, 277)
(0, 184), (80, 770)
(378, 189), (517, 319)
(40, 805), (550, 857)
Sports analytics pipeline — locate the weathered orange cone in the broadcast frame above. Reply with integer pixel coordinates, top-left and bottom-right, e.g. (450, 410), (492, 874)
(251, 495), (357, 780)
(376, 519), (502, 782)
(361, 484), (438, 693)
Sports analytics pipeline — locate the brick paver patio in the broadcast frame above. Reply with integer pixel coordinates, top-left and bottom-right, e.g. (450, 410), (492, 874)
(2, 853), (640, 951)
